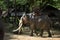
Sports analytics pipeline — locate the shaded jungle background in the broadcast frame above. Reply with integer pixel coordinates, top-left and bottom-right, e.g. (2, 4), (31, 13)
(0, 0), (60, 40)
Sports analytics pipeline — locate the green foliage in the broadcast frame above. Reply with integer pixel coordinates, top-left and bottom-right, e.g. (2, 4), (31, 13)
(16, 0), (28, 5)
(0, 0), (60, 10)
(0, 0), (7, 10)
(53, 0), (60, 9)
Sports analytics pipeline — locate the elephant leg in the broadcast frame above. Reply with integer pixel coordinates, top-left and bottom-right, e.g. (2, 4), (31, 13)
(47, 30), (52, 37)
(18, 28), (22, 34)
(30, 30), (33, 36)
(34, 30), (38, 35)
(40, 29), (43, 37)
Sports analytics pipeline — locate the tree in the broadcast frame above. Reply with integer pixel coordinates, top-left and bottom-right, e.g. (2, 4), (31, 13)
(0, 0), (7, 10)
(28, 0), (60, 11)
(0, 0), (60, 11)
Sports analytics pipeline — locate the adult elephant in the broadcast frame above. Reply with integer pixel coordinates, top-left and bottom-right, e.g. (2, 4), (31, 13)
(21, 13), (52, 37)
(13, 7), (52, 37)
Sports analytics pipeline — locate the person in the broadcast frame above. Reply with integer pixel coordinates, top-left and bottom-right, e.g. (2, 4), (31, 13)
(32, 6), (41, 16)
(0, 7), (4, 40)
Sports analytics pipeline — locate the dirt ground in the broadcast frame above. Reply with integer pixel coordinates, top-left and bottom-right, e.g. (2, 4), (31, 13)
(4, 23), (60, 40)
(4, 30), (60, 40)
(4, 24), (60, 40)
(3, 18), (60, 40)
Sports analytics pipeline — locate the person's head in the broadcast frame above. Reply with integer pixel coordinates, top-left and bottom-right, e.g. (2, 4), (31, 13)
(32, 6), (42, 16)
(32, 6), (40, 13)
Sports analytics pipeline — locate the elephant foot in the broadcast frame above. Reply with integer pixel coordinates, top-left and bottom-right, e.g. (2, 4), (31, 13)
(48, 35), (52, 37)
(30, 34), (33, 36)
